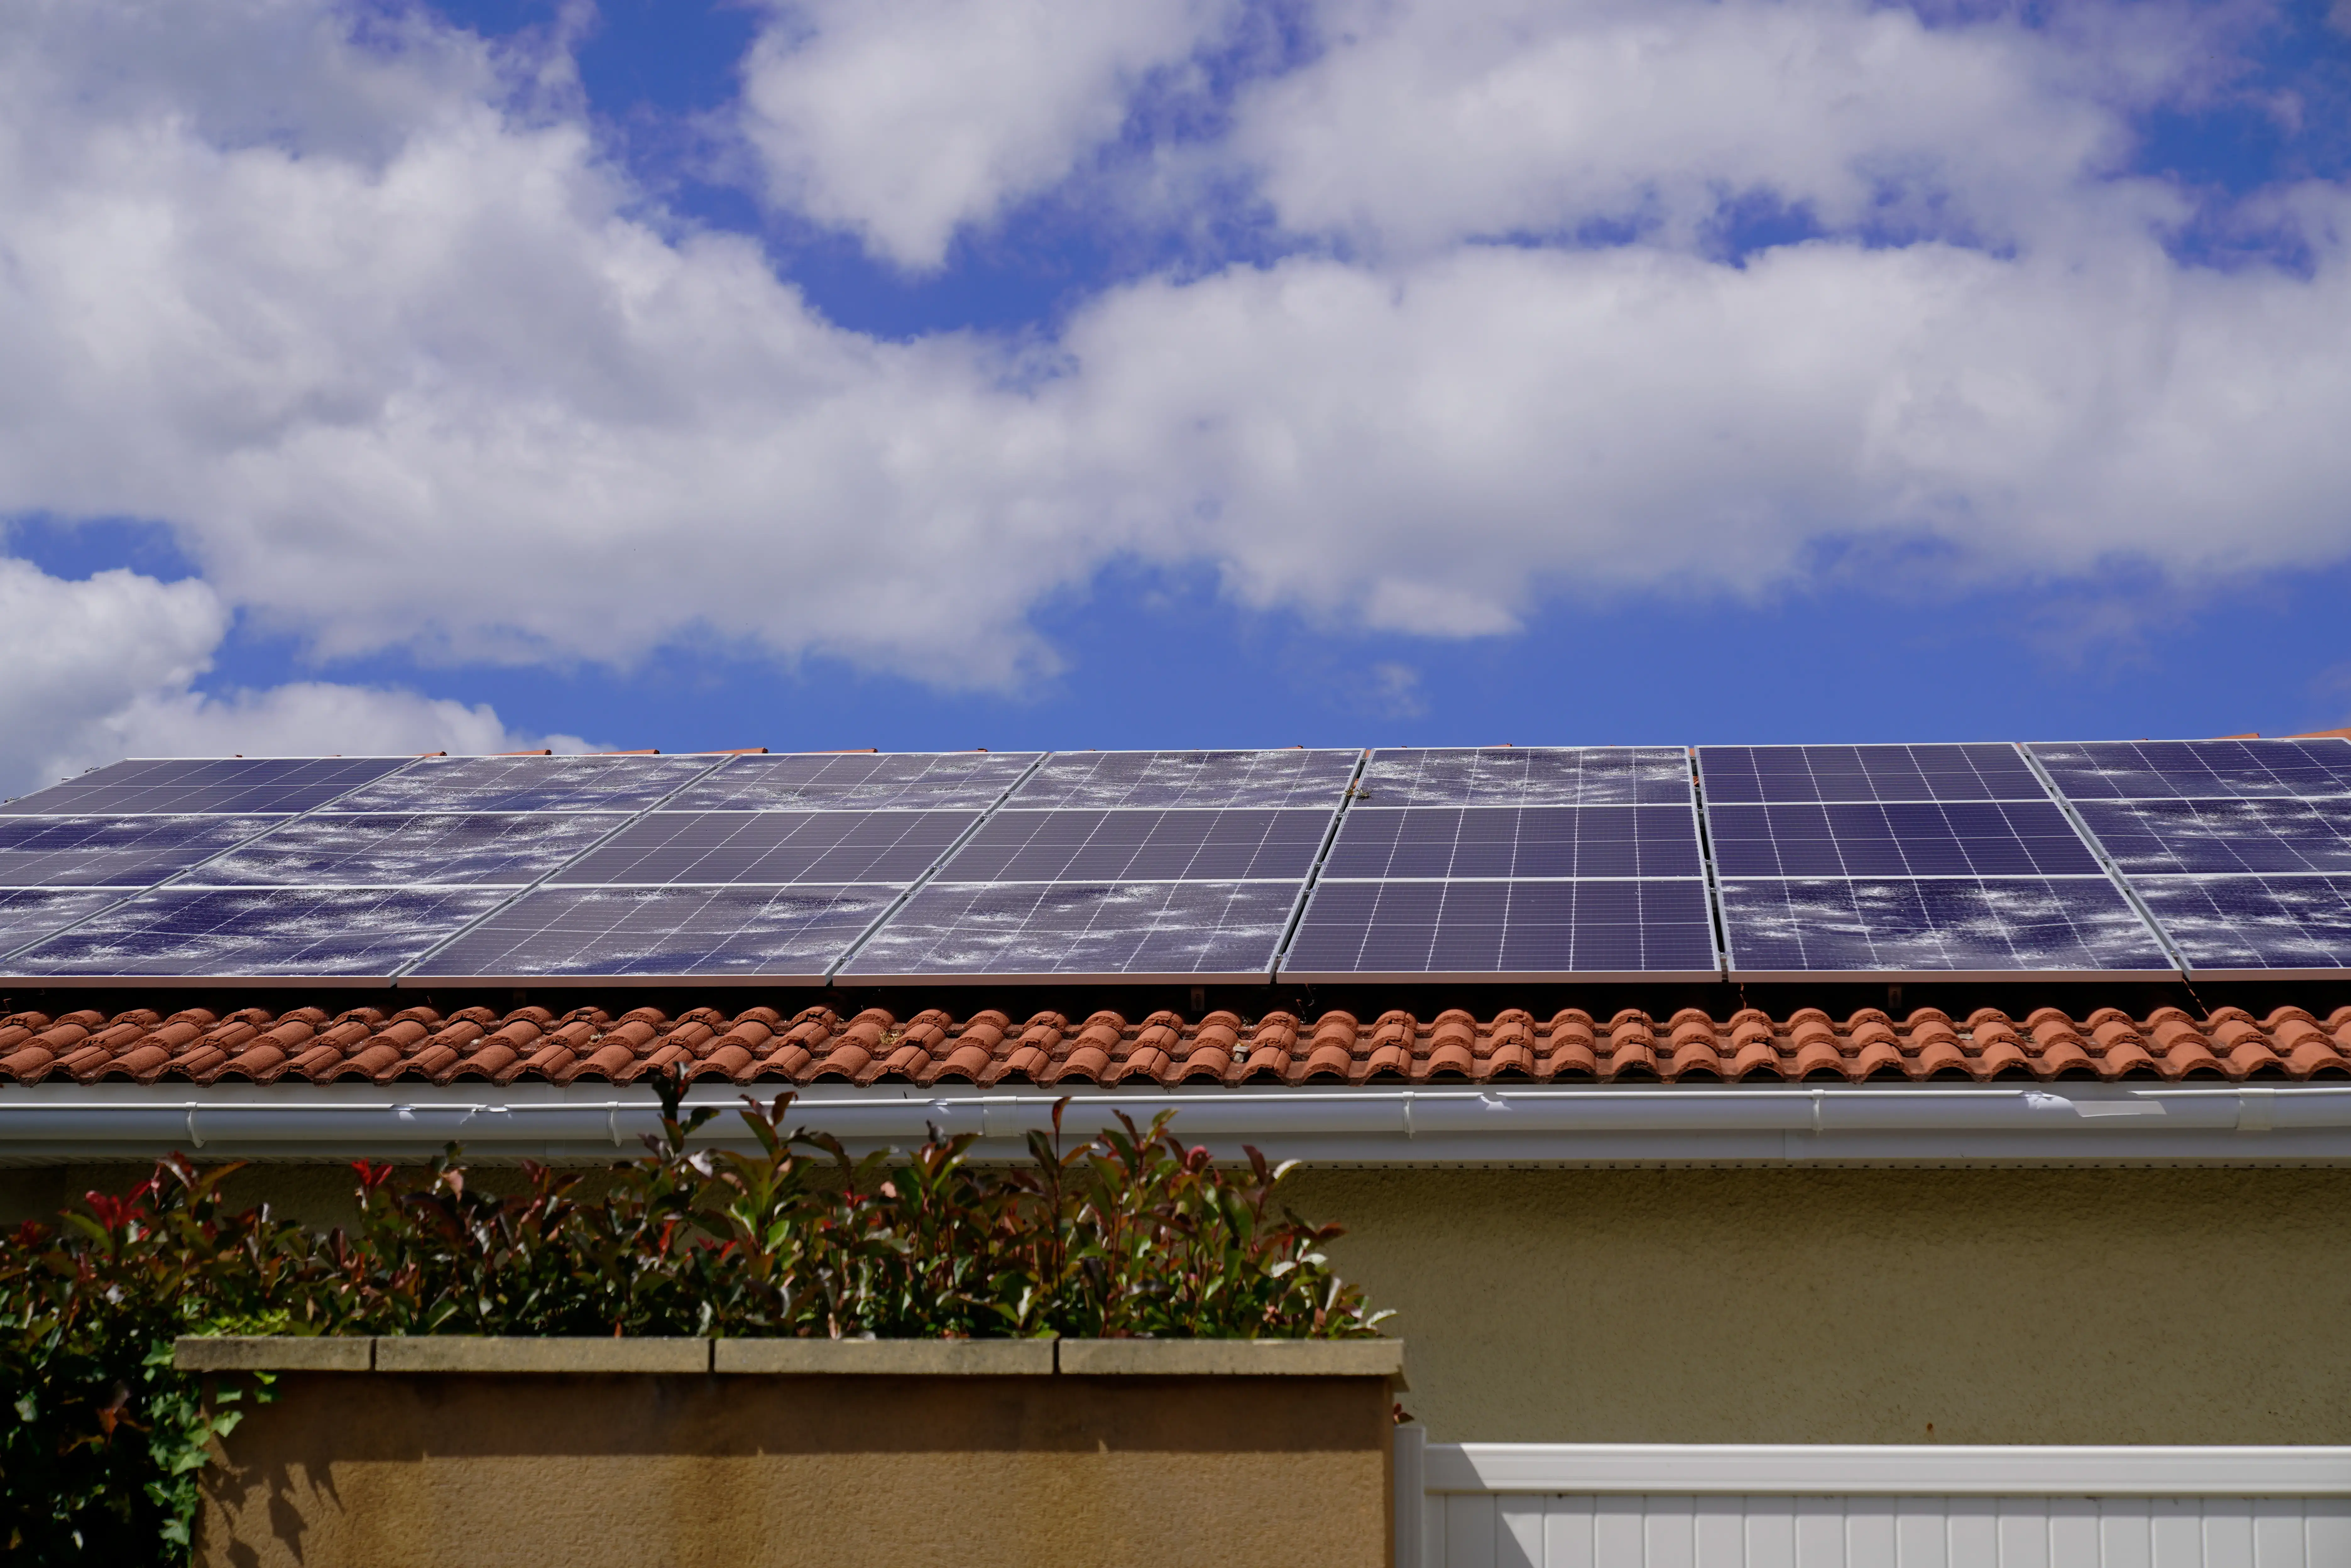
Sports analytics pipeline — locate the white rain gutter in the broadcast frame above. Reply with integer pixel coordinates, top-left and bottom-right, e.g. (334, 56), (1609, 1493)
(4, 1082), (2351, 1165)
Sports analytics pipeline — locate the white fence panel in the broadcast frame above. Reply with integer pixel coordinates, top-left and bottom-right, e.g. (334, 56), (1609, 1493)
(1418, 1494), (2351, 1568)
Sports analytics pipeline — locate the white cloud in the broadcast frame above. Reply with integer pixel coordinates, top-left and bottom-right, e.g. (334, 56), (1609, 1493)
(0, 558), (577, 798)
(739, 0), (1233, 269)
(0, 0), (2348, 730)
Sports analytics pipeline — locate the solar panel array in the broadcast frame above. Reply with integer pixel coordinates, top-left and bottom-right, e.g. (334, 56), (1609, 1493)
(1282, 748), (1718, 981)
(2032, 739), (2351, 977)
(3, 738), (2348, 986)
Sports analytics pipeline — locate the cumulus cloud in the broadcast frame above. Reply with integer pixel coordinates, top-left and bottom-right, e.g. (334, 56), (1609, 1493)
(0, 0), (2348, 726)
(0, 559), (576, 798)
(739, 0), (1234, 268)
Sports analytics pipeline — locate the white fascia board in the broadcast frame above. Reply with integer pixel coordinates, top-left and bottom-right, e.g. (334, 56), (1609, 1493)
(1423, 1442), (2351, 1495)
(6, 1082), (2351, 1165)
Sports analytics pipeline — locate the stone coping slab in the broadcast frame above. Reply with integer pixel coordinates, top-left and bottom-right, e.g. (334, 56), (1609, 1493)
(175, 1334), (1403, 1380)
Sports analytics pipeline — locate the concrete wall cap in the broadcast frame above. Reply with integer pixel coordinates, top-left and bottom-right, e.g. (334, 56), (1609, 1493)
(173, 1336), (373, 1374)
(372, 1337), (711, 1374)
(715, 1338), (1056, 1375)
(1057, 1338), (1406, 1381)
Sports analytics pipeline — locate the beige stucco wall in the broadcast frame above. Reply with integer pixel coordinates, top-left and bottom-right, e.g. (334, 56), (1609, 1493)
(200, 1370), (1392, 1568)
(17, 1160), (2350, 1445)
(1281, 1165), (2351, 1445)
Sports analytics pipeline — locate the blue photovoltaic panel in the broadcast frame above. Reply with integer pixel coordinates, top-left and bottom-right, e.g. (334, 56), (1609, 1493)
(550, 810), (975, 886)
(2030, 738), (2351, 801)
(0, 757), (411, 816)
(1321, 806), (1703, 880)
(325, 754), (713, 814)
(1706, 801), (2103, 879)
(2128, 876), (2351, 975)
(1716, 877), (2173, 977)
(666, 751), (1038, 811)
(936, 809), (1327, 883)
(8, 887), (510, 978)
(0, 889), (127, 957)
(1355, 747), (1691, 806)
(1281, 878), (1717, 980)
(0, 816), (276, 888)
(193, 813), (624, 886)
(2075, 798), (2351, 877)
(1010, 750), (1358, 810)
(1699, 744), (2043, 804)
(413, 885), (900, 981)
(840, 881), (1297, 982)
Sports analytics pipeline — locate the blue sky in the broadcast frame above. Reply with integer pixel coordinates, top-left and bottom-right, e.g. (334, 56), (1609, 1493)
(4, 0), (2351, 786)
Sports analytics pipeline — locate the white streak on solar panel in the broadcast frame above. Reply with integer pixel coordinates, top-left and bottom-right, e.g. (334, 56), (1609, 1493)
(1011, 750), (1358, 809)
(0, 815), (281, 887)
(2129, 874), (2351, 970)
(0, 888), (128, 954)
(323, 754), (714, 813)
(189, 813), (626, 886)
(2029, 739), (2351, 800)
(7, 886), (511, 976)
(549, 810), (975, 885)
(2076, 798), (2351, 875)
(936, 808), (1327, 882)
(664, 751), (1040, 810)
(412, 884), (900, 977)
(1355, 747), (1692, 806)
(0, 757), (413, 816)
(849, 880), (1294, 975)
(1716, 876), (2172, 973)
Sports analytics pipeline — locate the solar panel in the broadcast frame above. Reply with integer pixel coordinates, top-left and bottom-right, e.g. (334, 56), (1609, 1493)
(0, 888), (128, 956)
(1009, 750), (1359, 809)
(1699, 743), (2043, 804)
(549, 810), (976, 886)
(2030, 738), (2351, 801)
(1355, 747), (1691, 806)
(2127, 875), (2351, 976)
(0, 816), (276, 887)
(1320, 806), (1703, 880)
(665, 751), (1038, 811)
(838, 880), (1298, 983)
(0, 757), (412, 816)
(325, 754), (714, 813)
(2074, 797), (2351, 877)
(934, 809), (1328, 883)
(8, 886), (510, 979)
(1281, 877), (1718, 981)
(411, 884), (900, 982)
(193, 813), (624, 886)
(1706, 801), (2104, 879)
(1714, 877), (2173, 978)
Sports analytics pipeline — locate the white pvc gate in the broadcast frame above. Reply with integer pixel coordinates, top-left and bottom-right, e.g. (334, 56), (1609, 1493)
(1396, 1442), (2351, 1568)
(1423, 1494), (2350, 1568)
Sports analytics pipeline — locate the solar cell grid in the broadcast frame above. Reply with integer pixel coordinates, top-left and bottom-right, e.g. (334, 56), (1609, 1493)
(0, 816), (276, 888)
(190, 813), (624, 887)
(842, 880), (1295, 981)
(1281, 878), (1717, 979)
(937, 808), (1328, 883)
(1699, 744), (2043, 804)
(1716, 877), (2172, 977)
(2075, 797), (2351, 876)
(1322, 806), (1703, 880)
(667, 751), (1038, 811)
(2128, 875), (2351, 975)
(1705, 800), (2103, 879)
(326, 754), (714, 814)
(1355, 747), (1691, 806)
(1010, 749), (1358, 810)
(0, 888), (127, 958)
(9, 886), (509, 978)
(413, 885), (899, 981)
(2029, 738), (2351, 801)
(0, 756), (412, 816)
(551, 810), (975, 886)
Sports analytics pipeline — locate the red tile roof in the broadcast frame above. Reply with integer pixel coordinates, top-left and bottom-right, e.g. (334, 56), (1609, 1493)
(3, 1001), (2348, 1087)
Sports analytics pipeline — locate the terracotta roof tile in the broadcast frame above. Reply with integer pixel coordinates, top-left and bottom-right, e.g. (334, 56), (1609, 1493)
(5, 1001), (2351, 1090)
